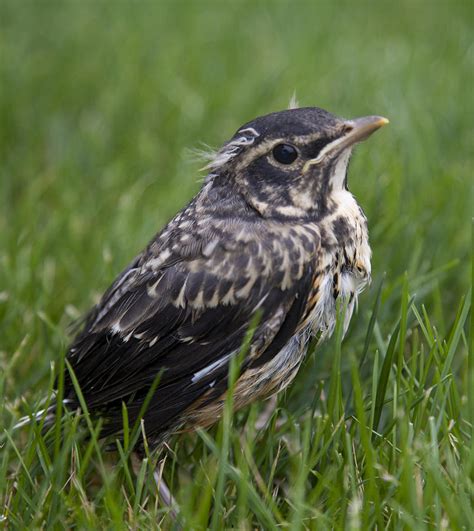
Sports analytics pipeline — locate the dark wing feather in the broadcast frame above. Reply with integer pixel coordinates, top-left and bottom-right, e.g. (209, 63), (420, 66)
(64, 216), (319, 443)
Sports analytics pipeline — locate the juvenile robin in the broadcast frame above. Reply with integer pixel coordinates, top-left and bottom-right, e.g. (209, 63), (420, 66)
(49, 106), (388, 449)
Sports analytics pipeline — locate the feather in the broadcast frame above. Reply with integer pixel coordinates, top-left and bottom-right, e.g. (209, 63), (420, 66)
(63, 199), (320, 444)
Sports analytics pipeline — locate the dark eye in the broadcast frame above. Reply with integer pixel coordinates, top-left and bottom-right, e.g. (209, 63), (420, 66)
(272, 143), (298, 165)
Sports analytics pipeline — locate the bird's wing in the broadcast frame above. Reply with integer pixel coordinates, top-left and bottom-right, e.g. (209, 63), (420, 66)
(65, 218), (320, 439)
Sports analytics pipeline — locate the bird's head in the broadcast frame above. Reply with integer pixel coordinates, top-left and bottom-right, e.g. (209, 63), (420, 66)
(207, 107), (388, 220)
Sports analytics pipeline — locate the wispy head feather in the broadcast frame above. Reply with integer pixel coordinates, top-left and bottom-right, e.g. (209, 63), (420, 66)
(191, 127), (260, 182)
(288, 92), (299, 109)
(206, 127), (260, 171)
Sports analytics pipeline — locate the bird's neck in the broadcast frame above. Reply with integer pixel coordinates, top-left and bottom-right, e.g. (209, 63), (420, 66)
(194, 179), (263, 221)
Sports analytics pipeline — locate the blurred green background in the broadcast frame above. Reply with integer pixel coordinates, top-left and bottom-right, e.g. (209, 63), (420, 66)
(0, 0), (472, 394)
(0, 2), (472, 528)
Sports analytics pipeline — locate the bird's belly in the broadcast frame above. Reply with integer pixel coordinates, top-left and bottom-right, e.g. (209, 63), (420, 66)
(243, 330), (311, 397)
(182, 332), (310, 429)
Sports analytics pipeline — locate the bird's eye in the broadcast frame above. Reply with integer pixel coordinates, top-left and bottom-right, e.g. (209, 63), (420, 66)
(272, 143), (298, 165)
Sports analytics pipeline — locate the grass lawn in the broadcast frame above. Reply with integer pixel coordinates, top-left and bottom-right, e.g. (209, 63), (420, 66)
(0, 1), (472, 529)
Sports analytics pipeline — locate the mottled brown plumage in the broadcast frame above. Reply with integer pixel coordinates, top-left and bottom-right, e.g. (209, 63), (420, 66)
(59, 107), (388, 449)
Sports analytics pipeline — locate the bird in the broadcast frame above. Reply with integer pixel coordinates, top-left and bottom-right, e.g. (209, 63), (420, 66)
(41, 106), (388, 454)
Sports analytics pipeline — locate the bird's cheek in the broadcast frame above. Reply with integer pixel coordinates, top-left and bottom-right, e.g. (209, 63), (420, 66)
(288, 184), (317, 212)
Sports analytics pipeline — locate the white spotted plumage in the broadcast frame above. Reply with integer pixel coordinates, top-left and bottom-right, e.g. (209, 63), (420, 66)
(32, 106), (386, 448)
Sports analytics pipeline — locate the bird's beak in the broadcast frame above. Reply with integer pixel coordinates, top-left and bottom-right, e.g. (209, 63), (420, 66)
(341, 115), (390, 147)
(306, 115), (389, 168)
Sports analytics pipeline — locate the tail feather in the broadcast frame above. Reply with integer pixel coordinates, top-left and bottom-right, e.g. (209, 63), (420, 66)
(13, 398), (74, 432)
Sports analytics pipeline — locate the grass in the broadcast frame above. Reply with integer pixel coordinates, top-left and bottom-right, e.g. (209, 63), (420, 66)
(0, 0), (472, 529)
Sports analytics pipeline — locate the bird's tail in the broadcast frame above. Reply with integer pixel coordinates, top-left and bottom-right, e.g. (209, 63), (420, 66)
(13, 396), (74, 432)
